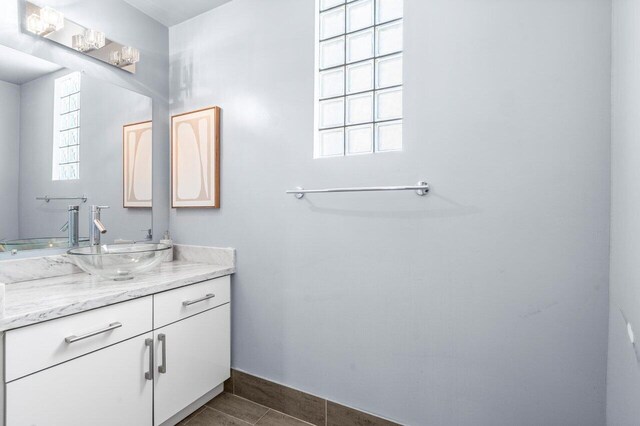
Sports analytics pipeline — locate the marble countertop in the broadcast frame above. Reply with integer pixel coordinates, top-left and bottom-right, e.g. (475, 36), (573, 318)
(0, 245), (235, 332)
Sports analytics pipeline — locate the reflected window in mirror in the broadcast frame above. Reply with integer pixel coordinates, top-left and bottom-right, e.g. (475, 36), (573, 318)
(52, 72), (81, 180)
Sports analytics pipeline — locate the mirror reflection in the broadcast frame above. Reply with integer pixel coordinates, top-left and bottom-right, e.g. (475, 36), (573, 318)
(0, 45), (153, 255)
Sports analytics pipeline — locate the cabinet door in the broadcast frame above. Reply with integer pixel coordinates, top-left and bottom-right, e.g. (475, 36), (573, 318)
(6, 333), (154, 426)
(154, 304), (230, 425)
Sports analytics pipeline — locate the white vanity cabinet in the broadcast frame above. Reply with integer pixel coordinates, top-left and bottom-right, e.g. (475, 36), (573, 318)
(154, 305), (230, 425)
(0, 275), (231, 426)
(6, 333), (154, 425)
(153, 279), (231, 426)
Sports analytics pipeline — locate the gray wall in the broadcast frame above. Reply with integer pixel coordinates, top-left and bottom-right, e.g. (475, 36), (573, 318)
(18, 71), (152, 241)
(607, 0), (640, 424)
(0, 0), (169, 243)
(0, 80), (21, 241)
(169, 0), (611, 424)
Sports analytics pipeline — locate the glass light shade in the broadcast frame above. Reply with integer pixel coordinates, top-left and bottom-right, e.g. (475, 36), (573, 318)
(72, 34), (87, 52)
(109, 50), (122, 66)
(84, 29), (105, 50)
(121, 46), (140, 64)
(26, 13), (44, 35)
(39, 7), (64, 33)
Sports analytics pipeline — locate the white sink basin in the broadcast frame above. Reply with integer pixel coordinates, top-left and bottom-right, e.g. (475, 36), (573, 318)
(67, 243), (171, 280)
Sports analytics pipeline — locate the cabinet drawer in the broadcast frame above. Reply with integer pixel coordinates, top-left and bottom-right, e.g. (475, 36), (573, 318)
(5, 296), (152, 382)
(154, 276), (230, 329)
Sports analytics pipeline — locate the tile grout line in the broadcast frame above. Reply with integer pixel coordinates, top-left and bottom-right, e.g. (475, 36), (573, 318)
(231, 369), (327, 423)
(207, 406), (253, 425)
(270, 409), (317, 426)
(210, 383), (325, 426)
(254, 409), (271, 425)
(206, 392), (275, 425)
(222, 392), (273, 413)
(230, 369), (398, 425)
(325, 399), (328, 426)
(228, 392), (320, 426)
(181, 406), (205, 425)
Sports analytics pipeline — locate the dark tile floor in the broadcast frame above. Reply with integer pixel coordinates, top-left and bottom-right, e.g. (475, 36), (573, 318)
(178, 392), (313, 426)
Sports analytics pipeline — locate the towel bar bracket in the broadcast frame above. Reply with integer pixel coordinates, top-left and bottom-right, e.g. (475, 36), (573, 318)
(415, 181), (429, 196)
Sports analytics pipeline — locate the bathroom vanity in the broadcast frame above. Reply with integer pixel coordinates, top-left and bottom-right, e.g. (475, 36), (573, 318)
(0, 39), (233, 426)
(0, 245), (234, 426)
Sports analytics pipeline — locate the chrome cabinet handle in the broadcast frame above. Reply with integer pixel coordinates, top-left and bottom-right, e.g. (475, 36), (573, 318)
(182, 293), (216, 307)
(145, 338), (154, 381)
(64, 322), (122, 344)
(158, 334), (167, 374)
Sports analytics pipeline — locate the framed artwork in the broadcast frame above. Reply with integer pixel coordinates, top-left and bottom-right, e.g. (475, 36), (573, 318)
(123, 120), (153, 208)
(171, 106), (221, 208)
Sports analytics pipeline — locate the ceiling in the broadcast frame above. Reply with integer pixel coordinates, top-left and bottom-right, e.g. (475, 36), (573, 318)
(123, 0), (233, 27)
(0, 45), (63, 85)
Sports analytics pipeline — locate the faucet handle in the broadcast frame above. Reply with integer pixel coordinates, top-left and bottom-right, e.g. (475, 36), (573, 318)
(96, 205), (110, 210)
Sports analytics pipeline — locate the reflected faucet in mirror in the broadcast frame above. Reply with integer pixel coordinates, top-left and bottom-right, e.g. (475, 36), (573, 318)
(90, 205), (109, 246)
(67, 205), (80, 247)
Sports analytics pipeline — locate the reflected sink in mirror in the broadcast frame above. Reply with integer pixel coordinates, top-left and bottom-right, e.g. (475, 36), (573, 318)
(68, 243), (171, 280)
(0, 237), (89, 252)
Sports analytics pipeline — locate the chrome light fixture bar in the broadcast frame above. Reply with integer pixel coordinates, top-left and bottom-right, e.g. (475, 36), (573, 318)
(24, 1), (139, 73)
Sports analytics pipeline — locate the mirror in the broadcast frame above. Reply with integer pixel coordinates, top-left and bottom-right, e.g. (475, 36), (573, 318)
(0, 44), (153, 256)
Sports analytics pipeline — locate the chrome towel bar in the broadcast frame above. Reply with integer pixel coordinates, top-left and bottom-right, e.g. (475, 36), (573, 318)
(36, 195), (87, 203)
(286, 181), (429, 199)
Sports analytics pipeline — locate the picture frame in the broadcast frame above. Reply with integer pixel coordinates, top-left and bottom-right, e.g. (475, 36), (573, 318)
(123, 120), (153, 208)
(171, 106), (221, 208)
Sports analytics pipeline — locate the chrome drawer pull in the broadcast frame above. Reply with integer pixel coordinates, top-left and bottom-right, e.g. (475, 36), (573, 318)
(145, 338), (154, 381)
(158, 334), (167, 374)
(64, 322), (123, 344)
(182, 293), (216, 307)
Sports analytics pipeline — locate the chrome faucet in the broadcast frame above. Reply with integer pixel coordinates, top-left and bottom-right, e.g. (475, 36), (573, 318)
(67, 205), (80, 247)
(90, 205), (109, 246)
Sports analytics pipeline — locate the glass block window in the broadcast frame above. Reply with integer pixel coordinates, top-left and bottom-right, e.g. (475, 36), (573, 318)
(52, 72), (81, 180)
(315, 0), (403, 158)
